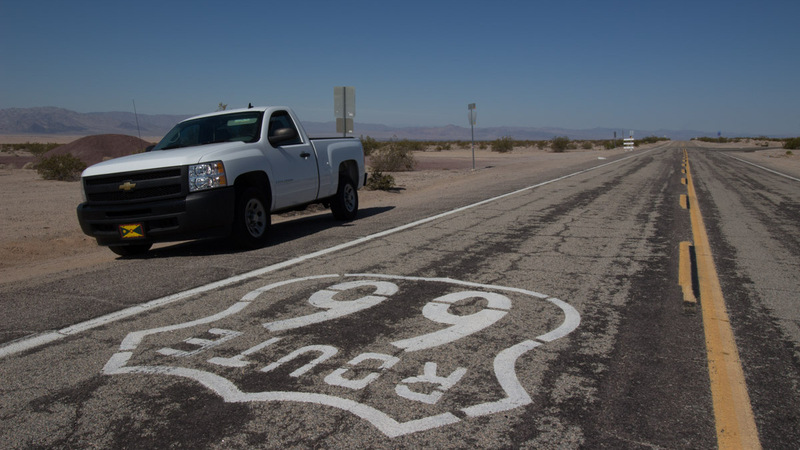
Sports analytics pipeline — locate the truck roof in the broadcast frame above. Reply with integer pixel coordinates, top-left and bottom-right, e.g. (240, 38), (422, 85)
(184, 106), (289, 122)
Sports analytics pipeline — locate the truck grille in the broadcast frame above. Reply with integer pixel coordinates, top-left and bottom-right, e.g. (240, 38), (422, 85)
(83, 167), (186, 203)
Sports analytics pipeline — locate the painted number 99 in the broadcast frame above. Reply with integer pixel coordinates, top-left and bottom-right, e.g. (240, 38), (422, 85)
(263, 280), (511, 351)
(392, 291), (511, 352)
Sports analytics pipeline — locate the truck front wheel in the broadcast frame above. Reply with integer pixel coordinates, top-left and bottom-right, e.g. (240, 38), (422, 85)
(233, 187), (271, 248)
(331, 176), (358, 221)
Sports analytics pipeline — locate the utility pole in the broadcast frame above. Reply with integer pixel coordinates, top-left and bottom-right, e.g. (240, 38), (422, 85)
(468, 103), (477, 170)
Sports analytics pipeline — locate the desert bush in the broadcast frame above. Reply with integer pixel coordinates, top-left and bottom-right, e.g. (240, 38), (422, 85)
(637, 136), (670, 145)
(435, 142), (452, 151)
(479, 142), (487, 150)
(1, 142), (61, 156)
(35, 153), (86, 181)
(536, 141), (546, 150)
(551, 136), (570, 153)
(359, 135), (381, 156)
(581, 141), (593, 150)
(603, 140), (616, 150)
(392, 139), (426, 152)
(693, 136), (730, 143)
(369, 140), (416, 172)
(491, 136), (514, 153)
(783, 137), (800, 150)
(366, 170), (396, 190)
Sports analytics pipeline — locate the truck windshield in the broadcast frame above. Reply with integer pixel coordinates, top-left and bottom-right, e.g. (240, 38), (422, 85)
(154, 111), (264, 150)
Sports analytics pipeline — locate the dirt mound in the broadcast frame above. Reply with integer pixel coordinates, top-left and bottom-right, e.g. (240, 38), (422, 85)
(0, 155), (35, 169)
(44, 134), (155, 167)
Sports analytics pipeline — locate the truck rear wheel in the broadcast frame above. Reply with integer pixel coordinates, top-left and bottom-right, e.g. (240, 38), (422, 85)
(233, 186), (271, 248)
(331, 176), (358, 221)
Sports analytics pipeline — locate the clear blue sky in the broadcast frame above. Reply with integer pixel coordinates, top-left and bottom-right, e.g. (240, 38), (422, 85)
(1, 0), (798, 135)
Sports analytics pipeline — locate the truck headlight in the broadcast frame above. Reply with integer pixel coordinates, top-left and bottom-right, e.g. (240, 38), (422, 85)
(189, 161), (227, 192)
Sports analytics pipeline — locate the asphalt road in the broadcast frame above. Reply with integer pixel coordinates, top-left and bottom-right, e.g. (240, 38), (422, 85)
(687, 145), (800, 449)
(1, 141), (798, 448)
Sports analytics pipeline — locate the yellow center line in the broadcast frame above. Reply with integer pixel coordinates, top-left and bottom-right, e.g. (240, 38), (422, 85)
(684, 149), (761, 449)
(678, 241), (696, 305)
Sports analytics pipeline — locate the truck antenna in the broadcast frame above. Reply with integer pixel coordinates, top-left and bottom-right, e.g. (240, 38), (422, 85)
(132, 99), (143, 143)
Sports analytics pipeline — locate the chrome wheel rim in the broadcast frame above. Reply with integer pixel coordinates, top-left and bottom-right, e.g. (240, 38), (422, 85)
(245, 198), (267, 237)
(343, 184), (356, 212)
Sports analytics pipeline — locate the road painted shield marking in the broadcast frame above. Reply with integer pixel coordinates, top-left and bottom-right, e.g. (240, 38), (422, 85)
(103, 274), (580, 437)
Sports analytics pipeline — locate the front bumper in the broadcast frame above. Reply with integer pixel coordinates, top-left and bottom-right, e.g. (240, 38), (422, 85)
(76, 187), (236, 246)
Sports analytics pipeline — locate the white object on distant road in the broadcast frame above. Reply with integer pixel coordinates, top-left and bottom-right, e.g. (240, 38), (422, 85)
(624, 136), (635, 151)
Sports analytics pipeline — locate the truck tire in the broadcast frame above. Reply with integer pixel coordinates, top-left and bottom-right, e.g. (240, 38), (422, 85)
(109, 243), (152, 257)
(233, 186), (271, 248)
(331, 176), (358, 221)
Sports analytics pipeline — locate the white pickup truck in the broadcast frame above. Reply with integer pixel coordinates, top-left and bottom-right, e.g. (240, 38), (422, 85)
(77, 106), (365, 256)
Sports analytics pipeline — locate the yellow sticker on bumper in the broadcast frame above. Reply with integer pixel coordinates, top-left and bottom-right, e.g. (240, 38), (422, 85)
(119, 224), (145, 239)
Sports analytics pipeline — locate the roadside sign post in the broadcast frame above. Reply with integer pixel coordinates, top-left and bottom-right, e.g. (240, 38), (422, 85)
(624, 130), (635, 151)
(468, 103), (477, 170)
(334, 86), (355, 137)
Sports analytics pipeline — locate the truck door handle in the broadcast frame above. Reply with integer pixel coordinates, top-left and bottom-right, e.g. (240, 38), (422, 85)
(300, 152), (311, 159)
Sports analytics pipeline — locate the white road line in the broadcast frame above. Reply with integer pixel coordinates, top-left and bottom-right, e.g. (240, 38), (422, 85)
(0, 148), (657, 360)
(725, 153), (800, 182)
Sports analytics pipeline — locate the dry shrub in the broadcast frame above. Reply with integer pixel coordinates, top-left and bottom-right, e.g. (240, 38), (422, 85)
(370, 141), (416, 171)
(551, 136), (570, 153)
(491, 136), (514, 153)
(366, 170), (396, 190)
(360, 135), (381, 156)
(784, 137), (800, 150)
(35, 154), (86, 181)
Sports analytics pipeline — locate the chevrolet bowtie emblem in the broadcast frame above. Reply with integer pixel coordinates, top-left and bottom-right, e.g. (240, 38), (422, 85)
(119, 181), (136, 191)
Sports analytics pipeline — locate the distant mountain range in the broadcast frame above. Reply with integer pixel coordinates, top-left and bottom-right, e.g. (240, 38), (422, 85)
(0, 107), (763, 141)
(0, 107), (187, 139)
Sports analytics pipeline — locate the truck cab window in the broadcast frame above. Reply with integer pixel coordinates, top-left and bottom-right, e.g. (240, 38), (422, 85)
(268, 111), (302, 146)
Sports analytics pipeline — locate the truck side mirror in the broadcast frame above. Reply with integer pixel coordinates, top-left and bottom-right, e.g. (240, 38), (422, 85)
(268, 127), (299, 146)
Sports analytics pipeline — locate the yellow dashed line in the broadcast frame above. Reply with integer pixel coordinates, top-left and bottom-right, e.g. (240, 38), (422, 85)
(678, 241), (697, 306)
(683, 149), (761, 449)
